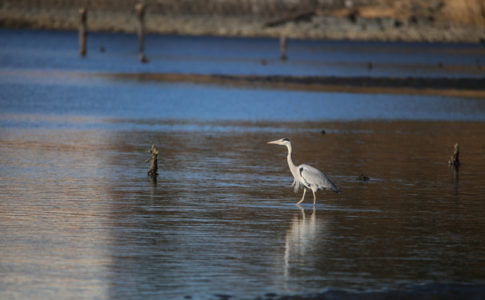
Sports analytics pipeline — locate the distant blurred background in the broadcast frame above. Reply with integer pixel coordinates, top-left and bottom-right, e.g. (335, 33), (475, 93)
(1, 0), (484, 42)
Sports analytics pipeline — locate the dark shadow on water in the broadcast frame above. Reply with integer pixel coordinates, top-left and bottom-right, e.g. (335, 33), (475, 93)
(276, 283), (485, 300)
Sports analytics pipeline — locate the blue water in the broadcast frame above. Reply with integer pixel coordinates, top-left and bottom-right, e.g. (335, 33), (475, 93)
(1, 74), (485, 127)
(1, 29), (485, 131)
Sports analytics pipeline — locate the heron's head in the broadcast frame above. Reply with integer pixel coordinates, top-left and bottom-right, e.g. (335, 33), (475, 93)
(267, 137), (291, 146)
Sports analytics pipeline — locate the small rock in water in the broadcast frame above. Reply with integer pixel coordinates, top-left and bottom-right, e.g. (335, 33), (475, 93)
(357, 174), (370, 181)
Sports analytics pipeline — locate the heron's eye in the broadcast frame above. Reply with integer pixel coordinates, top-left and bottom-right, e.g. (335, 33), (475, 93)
(282, 138), (289, 142)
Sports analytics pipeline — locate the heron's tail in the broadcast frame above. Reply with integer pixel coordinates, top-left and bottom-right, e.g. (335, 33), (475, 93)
(326, 178), (339, 193)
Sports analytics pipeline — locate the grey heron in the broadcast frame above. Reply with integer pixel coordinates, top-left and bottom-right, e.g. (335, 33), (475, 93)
(268, 138), (339, 206)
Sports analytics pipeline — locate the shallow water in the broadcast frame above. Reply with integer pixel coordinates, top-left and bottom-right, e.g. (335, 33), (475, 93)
(1, 29), (485, 299)
(2, 120), (485, 299)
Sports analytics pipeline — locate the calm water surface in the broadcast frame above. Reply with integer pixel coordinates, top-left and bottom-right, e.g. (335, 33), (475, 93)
(1, 29), (485, 299)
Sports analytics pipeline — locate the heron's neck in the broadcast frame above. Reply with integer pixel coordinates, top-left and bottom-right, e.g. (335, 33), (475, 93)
(286, 144), (298, 175)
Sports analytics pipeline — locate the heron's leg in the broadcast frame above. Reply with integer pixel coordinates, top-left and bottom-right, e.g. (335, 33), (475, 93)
(312, 189), (317, 206)
(296, 188), (306, 205)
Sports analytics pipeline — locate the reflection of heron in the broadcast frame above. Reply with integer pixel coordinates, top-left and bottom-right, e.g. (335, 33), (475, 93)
(268, 138), (339, 206)
(284, 205), (316, 278)
(283, 205), (330, 282)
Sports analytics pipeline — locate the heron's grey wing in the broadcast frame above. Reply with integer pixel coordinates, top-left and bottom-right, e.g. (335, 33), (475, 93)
(300, 164), (339, 192)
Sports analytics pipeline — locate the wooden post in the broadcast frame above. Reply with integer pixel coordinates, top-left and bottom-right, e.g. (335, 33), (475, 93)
(146, 144), (159, 178)
(280, 35), (287, 61)
(78, 8), (87, 57)
(135, 2), (146, 54)
(448, 143), (460, 167)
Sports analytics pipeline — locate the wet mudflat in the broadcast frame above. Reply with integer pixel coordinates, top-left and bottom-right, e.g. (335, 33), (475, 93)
(1, 29), (485, 299)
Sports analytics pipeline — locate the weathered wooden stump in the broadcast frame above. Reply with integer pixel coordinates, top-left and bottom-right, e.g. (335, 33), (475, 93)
(448, 143), (460, 167)
(280, 35), (287, 61)
(135, 2), (146, 57)
(78, 8), (87, 57)
(145, 144), (159, 177)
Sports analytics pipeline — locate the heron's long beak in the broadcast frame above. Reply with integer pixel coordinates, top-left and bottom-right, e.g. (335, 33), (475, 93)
(267, 140), (280, 145)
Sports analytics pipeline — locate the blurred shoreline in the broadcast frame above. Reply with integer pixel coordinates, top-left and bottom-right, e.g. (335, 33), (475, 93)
(105, 73), (485, 98)
(1, 0), (485, 43)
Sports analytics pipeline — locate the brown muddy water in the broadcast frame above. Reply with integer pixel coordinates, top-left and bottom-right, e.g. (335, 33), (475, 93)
(1, 120), (485, 299)
(1, 29), (485, 299)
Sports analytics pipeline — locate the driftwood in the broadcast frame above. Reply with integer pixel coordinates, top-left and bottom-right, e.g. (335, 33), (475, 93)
(78, 8), (87, 57)
(264, 9), (316, 27)
(448, 143), (460, 167)
(145, 144), (159, 177)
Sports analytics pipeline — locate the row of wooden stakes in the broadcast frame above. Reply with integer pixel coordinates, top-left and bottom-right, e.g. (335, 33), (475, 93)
(78, 2), (148, 62)
(78, 3), (290, 63)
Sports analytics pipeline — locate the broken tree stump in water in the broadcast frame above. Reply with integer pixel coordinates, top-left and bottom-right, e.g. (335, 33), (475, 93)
(145, 144), (159, 177)
(78, 8), (87, 57)
(448, 143), (460, 167)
